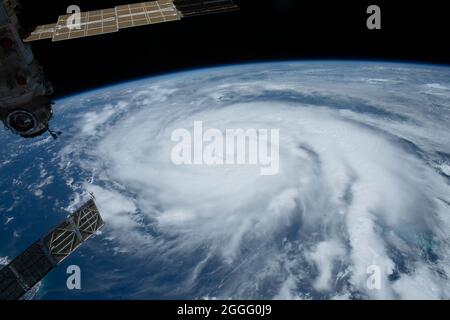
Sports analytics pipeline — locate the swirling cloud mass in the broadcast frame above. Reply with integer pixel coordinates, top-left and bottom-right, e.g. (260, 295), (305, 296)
(58, 62), (450, 299)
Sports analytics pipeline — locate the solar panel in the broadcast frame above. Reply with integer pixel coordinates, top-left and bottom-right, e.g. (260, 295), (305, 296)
(0, 265), (26, 300)
(42, 199), (104, 262)
(0, 199), (104, 300)
(23, 24), (57, 42)
(72, 200), (105, 240)
(42, 218), (83, 262)
(116, 3), (148, 29)
(9, 243), (55, 289)
(23, 0), (237, 42)
(52, 10), (119, 42)
(116, 1), (181, 29)
(50, 1), (180, 41)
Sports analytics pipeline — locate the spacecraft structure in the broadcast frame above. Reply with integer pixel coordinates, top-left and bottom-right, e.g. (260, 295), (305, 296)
(0, 0), (54, 138)
(0, 199), (105, 300)
(0, 0), (239, 138)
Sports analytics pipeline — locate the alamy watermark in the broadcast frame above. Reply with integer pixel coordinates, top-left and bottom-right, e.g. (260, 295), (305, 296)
(366, 264), (394, 291)
(66, 5), (81, 30)
(66, 265), (81, 290)
(367, 5), (381, 30)
(171, 121), (280, 176)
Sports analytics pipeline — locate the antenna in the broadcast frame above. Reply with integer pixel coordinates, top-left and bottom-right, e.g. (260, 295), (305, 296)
(47, 127), (62, 140)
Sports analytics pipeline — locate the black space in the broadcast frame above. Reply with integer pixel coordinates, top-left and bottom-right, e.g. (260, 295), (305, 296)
(17, 0), (450, 98)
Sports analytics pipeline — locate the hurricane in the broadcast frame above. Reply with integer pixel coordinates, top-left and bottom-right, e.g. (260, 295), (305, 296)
(3, 61), (449, 299)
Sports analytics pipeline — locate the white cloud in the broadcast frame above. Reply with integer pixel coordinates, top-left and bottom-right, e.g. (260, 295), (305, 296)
(58, 63), (450, 299)
(392, 265), (450, 299)
(84, 184), (139, 232)
(306, 241), (346, 292)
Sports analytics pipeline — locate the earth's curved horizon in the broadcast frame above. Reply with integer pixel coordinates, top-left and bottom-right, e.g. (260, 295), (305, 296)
(1, 60), (450, 299)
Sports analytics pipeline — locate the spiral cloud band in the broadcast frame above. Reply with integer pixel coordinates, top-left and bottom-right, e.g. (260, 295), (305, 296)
(58, 62), (450, 299)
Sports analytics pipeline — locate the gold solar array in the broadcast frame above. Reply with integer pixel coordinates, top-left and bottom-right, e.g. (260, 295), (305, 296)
(52, 9), (119, 42)
(24, 0), (181, 42)
(116, 0), (180, 29)
(23, 23), (57, 42)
